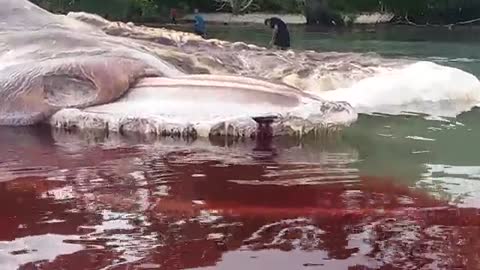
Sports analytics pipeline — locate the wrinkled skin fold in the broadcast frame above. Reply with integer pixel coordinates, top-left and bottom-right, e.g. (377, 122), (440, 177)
(50, 76), (355, 138)
(0, 0), (180, 125)
(0, 0), (357, 137)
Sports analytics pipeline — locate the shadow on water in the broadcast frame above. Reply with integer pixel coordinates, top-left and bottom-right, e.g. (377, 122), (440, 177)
(0, 122), (479, 269)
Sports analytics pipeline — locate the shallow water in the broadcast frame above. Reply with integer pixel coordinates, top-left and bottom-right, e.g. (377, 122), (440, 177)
(1, 111), (480, 270)
(2, 25), (480, 269)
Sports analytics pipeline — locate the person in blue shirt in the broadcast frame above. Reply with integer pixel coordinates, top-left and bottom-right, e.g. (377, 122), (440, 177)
(193, 9), (206, 38)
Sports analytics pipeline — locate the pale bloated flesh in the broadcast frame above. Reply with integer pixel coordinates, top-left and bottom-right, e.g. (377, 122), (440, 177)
(7, 1), (478, 137)
(0, 0), (357, 138)
(50, 76), (356, 137)
(75, 12), (480, 118)
(0, 0), (178, 125)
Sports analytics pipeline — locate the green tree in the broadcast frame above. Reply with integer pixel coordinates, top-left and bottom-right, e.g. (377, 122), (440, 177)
(33, 0), (480, 24)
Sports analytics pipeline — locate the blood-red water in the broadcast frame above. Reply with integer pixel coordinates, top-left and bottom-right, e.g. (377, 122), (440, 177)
(0, 127), (479, 270)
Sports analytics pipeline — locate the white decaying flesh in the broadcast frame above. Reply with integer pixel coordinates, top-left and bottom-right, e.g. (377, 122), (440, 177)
(50, 76), (357, 137)
(317, 61), (480, 117)
(4, 5), (480, 137)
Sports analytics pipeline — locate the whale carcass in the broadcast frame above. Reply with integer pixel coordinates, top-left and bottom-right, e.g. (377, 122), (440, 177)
(0, 0), (357, 138)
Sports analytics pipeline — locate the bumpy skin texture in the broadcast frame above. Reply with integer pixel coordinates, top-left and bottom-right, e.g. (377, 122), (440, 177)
(0, 0), (177, 125)
(0, 52), (157, 125)
(49, 75), (357, 138)
(1, 0), (357, 136)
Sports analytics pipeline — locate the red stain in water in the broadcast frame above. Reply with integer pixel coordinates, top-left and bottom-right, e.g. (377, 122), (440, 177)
(152, 179), (442, 218)
(0, 129), (478, 270)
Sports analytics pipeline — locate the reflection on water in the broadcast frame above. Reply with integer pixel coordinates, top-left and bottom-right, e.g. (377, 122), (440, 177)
(419, 164), (480, 208)
(0, 122), (479, 270)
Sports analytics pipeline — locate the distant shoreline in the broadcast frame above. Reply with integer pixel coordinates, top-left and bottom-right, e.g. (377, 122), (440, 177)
(180, 12), (395, 25)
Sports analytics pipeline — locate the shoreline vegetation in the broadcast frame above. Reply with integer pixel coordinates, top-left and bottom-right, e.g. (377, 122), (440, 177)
(32, 0), (480, 28)
(181, 12), (395, 25)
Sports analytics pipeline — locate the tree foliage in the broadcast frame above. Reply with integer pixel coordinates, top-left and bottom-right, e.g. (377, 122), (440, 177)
(32, 0), (480, 24)
(327, 0), (480, 24)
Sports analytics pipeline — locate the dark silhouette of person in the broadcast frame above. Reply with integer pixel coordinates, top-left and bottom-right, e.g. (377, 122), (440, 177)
(264, 17), (290, 50)
(170, 8), (177, 24)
